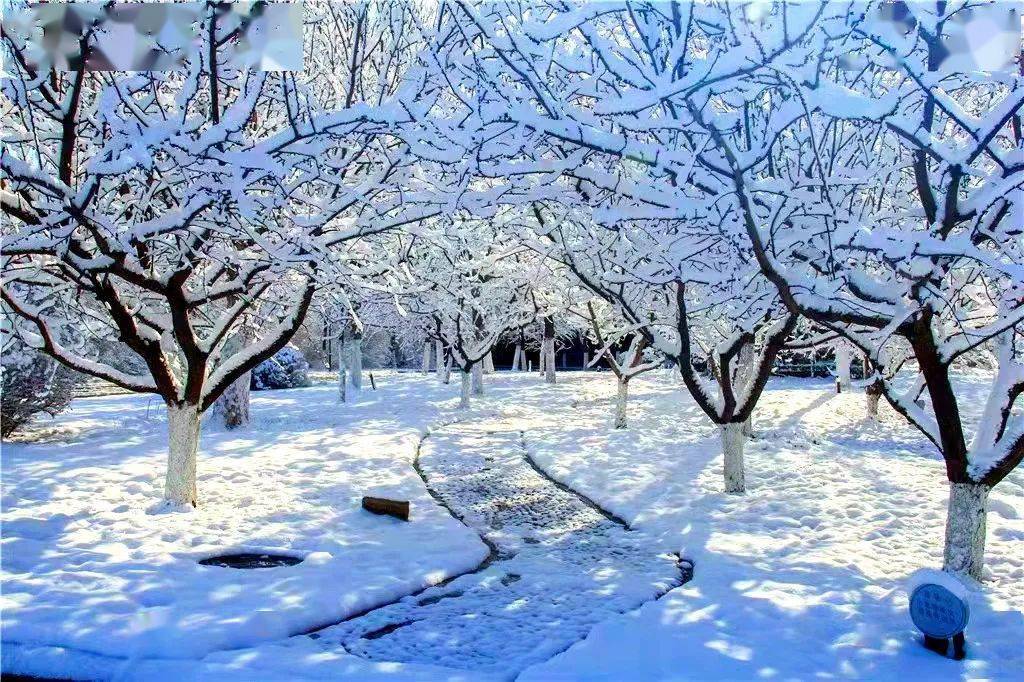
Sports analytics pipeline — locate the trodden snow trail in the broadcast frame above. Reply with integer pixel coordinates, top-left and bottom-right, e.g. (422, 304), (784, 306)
(304, 416), (687, 677)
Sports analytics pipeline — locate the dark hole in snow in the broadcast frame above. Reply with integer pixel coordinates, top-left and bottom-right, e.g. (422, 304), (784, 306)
(198, 553), (303, 569)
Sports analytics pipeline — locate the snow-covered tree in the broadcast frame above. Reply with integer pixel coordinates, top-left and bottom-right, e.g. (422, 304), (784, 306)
(422, 0), (816, 492)
(448, 0), (1022, 576)
(726, 2), (1024, 579)
(535, 203), (795, 493)
(397, 216), (535, 407)
(1, 331), (80, 438)
(0, 5), (437, 506)
(579, 299), (662, 429)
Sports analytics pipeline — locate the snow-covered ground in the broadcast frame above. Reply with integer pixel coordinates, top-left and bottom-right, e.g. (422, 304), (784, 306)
(3, 370), (1022, 680)
(516, 372), (1024, 681)
(2, 374), (488, 676)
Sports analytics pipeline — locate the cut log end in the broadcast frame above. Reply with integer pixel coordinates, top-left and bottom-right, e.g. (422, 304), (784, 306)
(362, 496), (410, 521)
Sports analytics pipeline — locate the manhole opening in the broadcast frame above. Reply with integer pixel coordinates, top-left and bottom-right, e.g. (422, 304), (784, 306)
(198, 553), (303, 569)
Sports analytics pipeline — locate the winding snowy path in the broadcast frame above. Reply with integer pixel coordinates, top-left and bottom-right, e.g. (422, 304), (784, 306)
(304, 416), (687, 677)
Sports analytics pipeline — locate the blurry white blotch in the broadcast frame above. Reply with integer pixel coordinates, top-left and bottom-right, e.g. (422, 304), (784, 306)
(4, 1), (303, 71)
(942, 5), (1019, 72)
(876, 2), (1019, 73)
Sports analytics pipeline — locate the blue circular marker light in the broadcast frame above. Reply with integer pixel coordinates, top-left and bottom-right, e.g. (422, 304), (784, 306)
(909, 583), (970, 639)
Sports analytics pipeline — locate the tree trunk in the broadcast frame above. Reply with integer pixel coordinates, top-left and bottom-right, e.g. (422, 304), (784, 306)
(943, 481), (989, 581)
(389, 333), (401, 370)
(442, 354), (452, 384)
(435, 339), (445, 382)
(338, 340), (347, 403)
(511, 344), (522, 371)
(543, 315), (557, 385)
(484, 352), (495, 373)
(735, 341), (754, 438)
(214, 371), (250, 429)
(421, 343), (431, 375)
(347, 331), (363, 391)
(614, 378), (629, 429)
(866, 381), (882, 418)
(471, 361), (484, 395)
(721, 422), (746, 494)
(460, 370), (471, 408)
(164, 403), (200, 506)
(544, 338), (557, 383)
(835, 342), (852, 392)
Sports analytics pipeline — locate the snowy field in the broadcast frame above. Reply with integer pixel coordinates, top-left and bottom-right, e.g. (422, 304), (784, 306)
(3, 370), (1022, 680)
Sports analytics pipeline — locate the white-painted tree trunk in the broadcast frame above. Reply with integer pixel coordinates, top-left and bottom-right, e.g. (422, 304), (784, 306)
(543, 338), (556, 384)
(338, 341), (347, 403)
(435, 339), (445, 381)
(471, 362), (484, 395)
(943, 482), (989, 581)
(421, 343), (431, 374)
(511, 345), (522, 371)
(442, 354), (452, 384)
(835, 342), (852, 391)
(459, 370), (471, 408)
(164, 403), (200, 506)
(721, 422), (746, 494)
(347, 333), (363, 391)
(614, 378), (629, 429)
(484, 352), (494, 374)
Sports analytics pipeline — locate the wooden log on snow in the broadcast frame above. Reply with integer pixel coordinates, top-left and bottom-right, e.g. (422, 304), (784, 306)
(362, 496), (410, 521)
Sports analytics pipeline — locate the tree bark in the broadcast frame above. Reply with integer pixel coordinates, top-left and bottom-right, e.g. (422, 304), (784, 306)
(442, 353), (452, 384)
(460, 369), (471, 408)
(338, 340), (347, 403)
(544, 338), (557, 383)
(614, 378), (629, 429)
(866, 381), (882, 418)
(511, 344), (522, 371)
(721, 422), (746, 494)
(484, 351), (495, 373)
(435, 339), (445, 381)
(421, 342), (431, 375)
(471, 361), (484, 395)
(736, 341), (754, 437)
(389, 333), (401, 370)
(164, 403), (200, 506)
(943, 482), (989, 581)
(543, 316), (557, 385)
